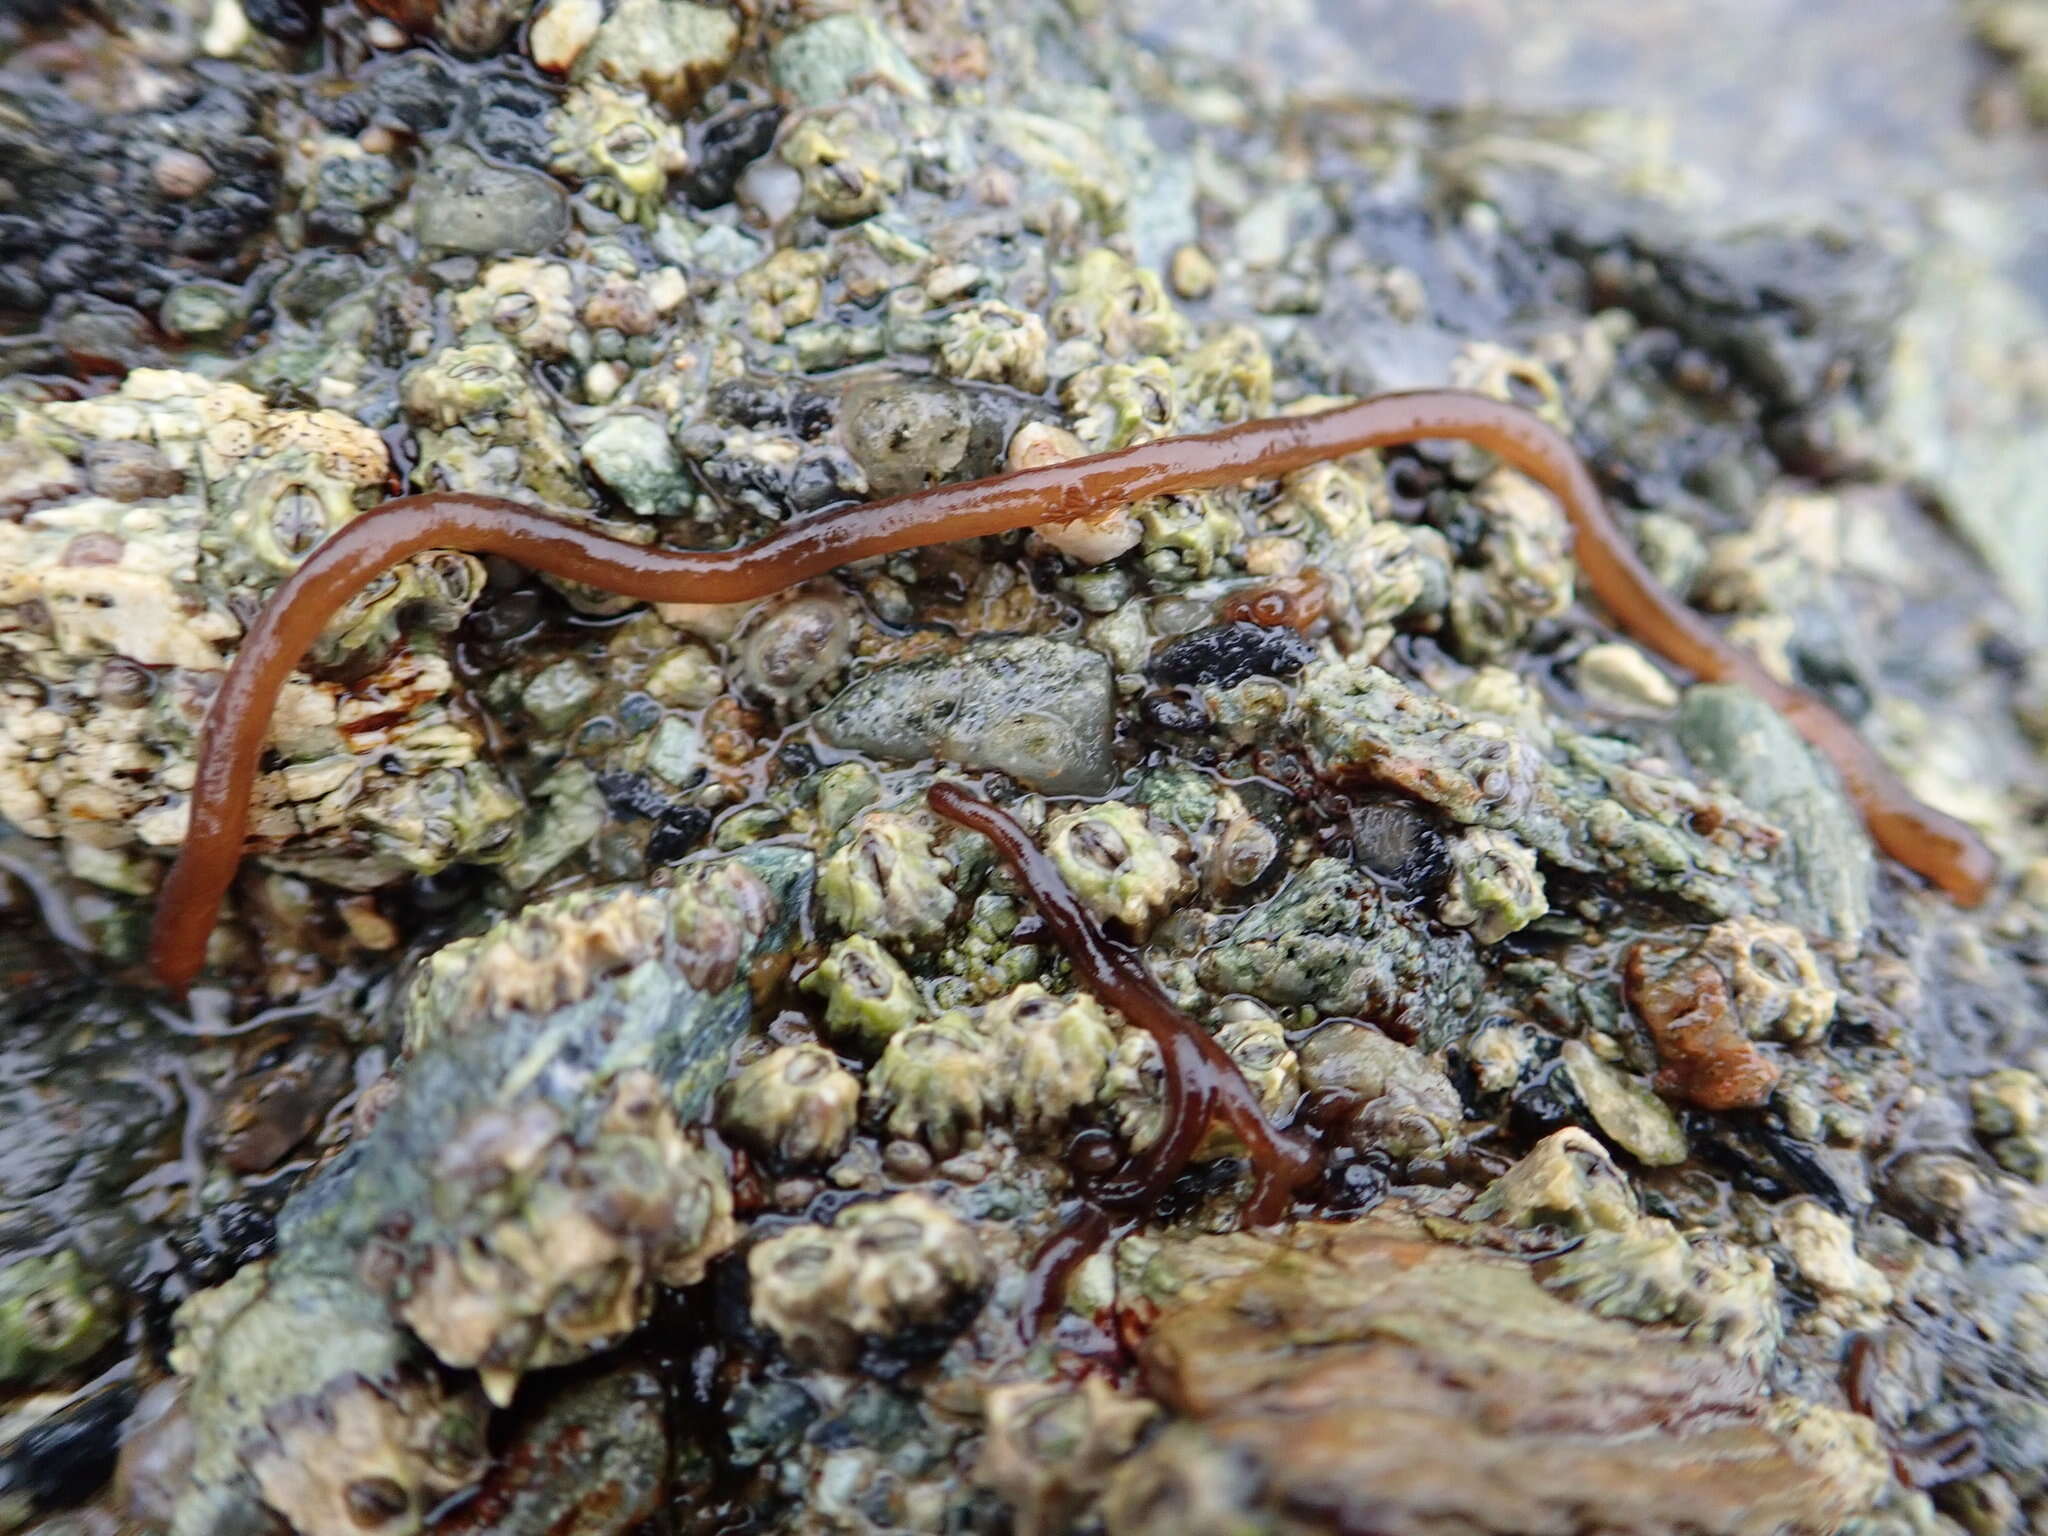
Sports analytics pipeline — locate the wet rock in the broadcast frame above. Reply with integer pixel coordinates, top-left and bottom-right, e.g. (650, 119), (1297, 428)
(429, 1368), (667, 1535)
(1467, 1132), (1778, 1361)
(0, 1383), (136, 1525)
(977, 1378), (1158, 1536)
(1555, 1040), (1689, 1166)
(682, 104), (783, 208)
(1297, 1022), (1462, 1161)
(1301, 660), (1784, 917)
(0, 84), (278, 317)
(581, 415), (686, 515)
(414, 147), (570, 255)
(815, 637), (1116, 796)
(1117, 1221), (1885, 1536)
(207, 1027), (353, 1175)
(1677, 684), (1874, 944)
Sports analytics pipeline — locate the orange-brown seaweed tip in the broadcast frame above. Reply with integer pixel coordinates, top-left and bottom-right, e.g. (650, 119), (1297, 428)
(147, 389), (1998, 993)
(926, 780), (1320, 1221)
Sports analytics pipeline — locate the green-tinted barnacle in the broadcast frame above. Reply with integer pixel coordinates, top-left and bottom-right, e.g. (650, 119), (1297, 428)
(780, 112), (901, 225)
(818, 811), (958, 943)
(937, 301), (1050, 392)
(1214, 1002), (1298, 1118)
(1044, 801), (1192, 934)
(1049, 249), (1190, 360)
(983, 983), (1118, 1139)
(402, 341), (525, 427)
(802, 935), (923, 1056)
(1101, 1028), (1165, 1154)
(547, 83), (688, 225)
(1437, 828), (1547, 944)
(735, 248), (828, 343)
(1177, 324), (1274, 421)
(1297, 1021), (1461, 1161)
(452, 259), (581, 359)
(1344, 521), (1444, 626)
(1063, 358), (1178, 450)
(864, 1011), (995, 1156)
(1139, 491), (1240, 582)
(237, 465), (358, 578)
(881, 1014), (1000, 1133)
(1447, 471), (1575, 661)
(1696, 915), (1836, 1043)
(1466, 1127), (1639, 1235)
(1449, 341), (1570, 430)
(0, 1249), (117, 1387)
(1972, 1069), (2048, 1180)
(1195, 1002), (1299, 1161)
(807, 760), (882, 839)
(718, 1044), (861, 1167)
(313, 549), (486, 671)
(1273, 460), (1381, 541)
(748, 1193), (989, 1369)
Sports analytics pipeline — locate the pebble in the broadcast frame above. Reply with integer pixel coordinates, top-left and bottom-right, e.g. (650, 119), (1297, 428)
(414, 146), (570, 255)
(1576, 641), (1680, 716)
(815, 635), (1117, 796)
(576, 0), (741, 115)
(581, 414), (685, 515)
(1169, 243), (1217, 300)
(771, 13), (931, 106)
(151, 149), (214, 199)
(529, 0), (603, 72)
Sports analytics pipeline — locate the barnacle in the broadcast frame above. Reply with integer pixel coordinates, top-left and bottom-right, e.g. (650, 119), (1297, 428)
(864, 1011), (995, 1156)
(747, 1192), (990, 1368)
(982, 982), (1120, 1139)
(929, 782), (1319, 1223)
(547, 83), (688, 225)
(452, 259), (581, 358)
(803, 934), (925, 1055)
(818, 810), (958, 943)
(1043, 801), (1193, 935)
(718, 1043), (861, 1167)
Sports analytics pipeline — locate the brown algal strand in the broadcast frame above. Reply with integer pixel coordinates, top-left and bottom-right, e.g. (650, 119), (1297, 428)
(926, 780), (1319, 1222)
(148, 390), (1997, 991)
